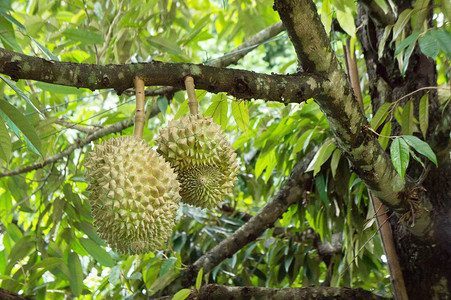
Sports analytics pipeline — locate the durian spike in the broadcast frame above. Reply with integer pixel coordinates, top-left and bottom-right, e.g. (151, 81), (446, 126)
(133, 76), (146, 138)
(185, 75), (198, 115)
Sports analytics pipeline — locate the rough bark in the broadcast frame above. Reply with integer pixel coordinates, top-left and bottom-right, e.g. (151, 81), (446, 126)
(273, 0), (433, 236)
(0, 47), (321, 103)
(357, 2), (451, 299)
(195, 284), (389, 300)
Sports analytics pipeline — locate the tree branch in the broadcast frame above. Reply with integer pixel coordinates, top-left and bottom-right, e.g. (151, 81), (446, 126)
(196, 284), (389, 300)
(55, 119), (98, 134)
(273, 0), (435, 236)
(159, 149), (315, 296)
(0, 47), (321, 104)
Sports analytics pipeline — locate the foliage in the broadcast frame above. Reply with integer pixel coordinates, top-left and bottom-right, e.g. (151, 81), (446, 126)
(0, 0), (448, 299)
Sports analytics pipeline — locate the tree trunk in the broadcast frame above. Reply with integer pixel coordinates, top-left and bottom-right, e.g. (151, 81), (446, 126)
(357, 4), (451, 299)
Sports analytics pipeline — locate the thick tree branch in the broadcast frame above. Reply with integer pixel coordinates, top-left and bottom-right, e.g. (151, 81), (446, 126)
(195, 284), (389, 300)
(159, 150), (315, 296)
(274, 0), (433, 236)
(0, 47), (321, 103)
(0, 288), (27, 300)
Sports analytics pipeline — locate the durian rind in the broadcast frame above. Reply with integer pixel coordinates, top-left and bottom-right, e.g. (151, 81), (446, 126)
(85, 136), (180, 255)
(157, 115), (239, 209)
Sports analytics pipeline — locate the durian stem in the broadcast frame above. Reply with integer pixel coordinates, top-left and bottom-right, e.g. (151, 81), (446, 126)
(133, 76), (146, 138)
(185, 76), (198, 115)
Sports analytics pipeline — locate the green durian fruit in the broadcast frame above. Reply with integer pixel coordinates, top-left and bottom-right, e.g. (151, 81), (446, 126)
(157, 114), (239, 209)
(84, 136), (180, 255)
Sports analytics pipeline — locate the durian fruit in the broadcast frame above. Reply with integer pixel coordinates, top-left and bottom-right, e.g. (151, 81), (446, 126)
(157, 114), (239, 209)
(84, 136), (180, 255)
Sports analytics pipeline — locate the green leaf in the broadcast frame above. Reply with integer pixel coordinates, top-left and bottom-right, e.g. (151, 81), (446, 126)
(370, 102), (391, 129)
(390, 137), (410, 181)
(5, 236), (35, 273)
(0, 100), (43, 156)
(29, 36), (59, 61)
(412, 0), (430, 31)
(68, 252), (83, 297)
(2, 12), (26, 32)
(320, 0), (332, 36)
(394, 31), (420, 56)
(35, 82), (85, 94)
(204, 97), (228, 129)
(109, 265), (121, 285)
(196, 268), (203, 290)
(159, 257), (177, 277)
(147, 35), (182, 56)
(401, 100), (414, 135)
(79, 238), (114, 267)
(172, 289), (191, 300)
(378, 25), (393, 59)
(418, 31), (439, 58)
(419, 94), (429, 139)
(393, 9), (413, 41)
(149, 269), (178, 293)
(76, 221), (106, 246)
(32, 257), (65, 271)
(0, 17), (22, 52)
(402, 135), (437, 166)
(293, 129), (315, 154)
(231, 100), (249, 132)
(157, 96), (168, 115)
(374, 0), (388, 13)
(429, 30), (451, 57)
(63, 28), (104, 45)
(0, 75), (44, 117)
(330, 148), (342, 178)
(336, 6), (356, 37)
(0, 119), (11, 162)
(310, 139), (336, 176)
(378, 121), (392, 150)
(174, 99), (189, 120)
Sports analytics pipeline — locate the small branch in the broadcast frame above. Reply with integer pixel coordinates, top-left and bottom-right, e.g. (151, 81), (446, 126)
(370, 193), (408, 300)
(196, 284), (389, 300)
(208, 22), (285, 68)
(0, 47), (322, 104)
(160, 149), (316, 295)
(133, 76), (146, 138)
(185, 76), (198, 115)
(55, 119), (97, 134)
(344, 38), (364, 112)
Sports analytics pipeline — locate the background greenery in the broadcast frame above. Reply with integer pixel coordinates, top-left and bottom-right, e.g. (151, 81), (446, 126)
(0, 0), (449, 299)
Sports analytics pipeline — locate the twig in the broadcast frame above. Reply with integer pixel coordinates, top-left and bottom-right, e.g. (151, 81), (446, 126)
(185, 76), (198, 115)
(56, 120), (97, 134)
(133, 76), (146, 138)
(370, 193), (409, 300)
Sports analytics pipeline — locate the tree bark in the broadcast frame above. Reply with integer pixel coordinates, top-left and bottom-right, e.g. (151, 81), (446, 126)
(356, 2), (451, 299)
(196, 284), (389, 300)
(0, 48), (321, 103)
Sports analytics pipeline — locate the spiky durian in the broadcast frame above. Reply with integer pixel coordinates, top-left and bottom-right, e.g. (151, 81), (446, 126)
(84, 136), (180, 255)
(157, 114), (239, 209)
